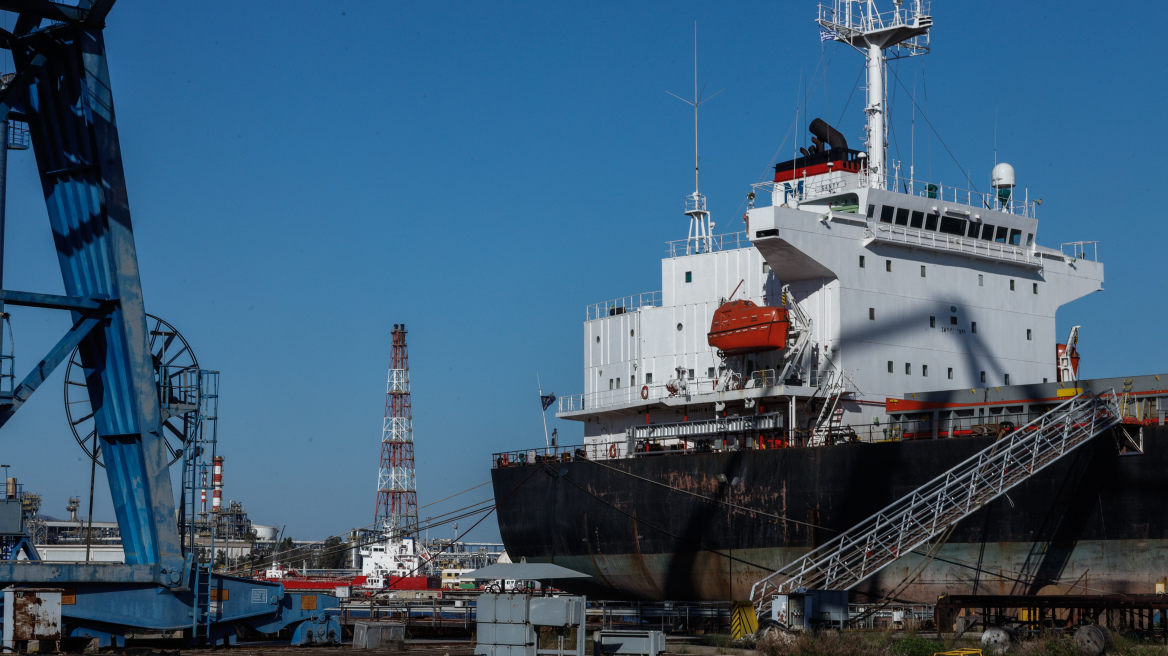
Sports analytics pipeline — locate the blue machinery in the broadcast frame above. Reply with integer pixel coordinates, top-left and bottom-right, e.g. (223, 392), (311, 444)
(0, 1), (339, 646)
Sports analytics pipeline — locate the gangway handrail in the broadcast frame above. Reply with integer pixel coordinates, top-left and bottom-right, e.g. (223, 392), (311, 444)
(749, 389), (1121, 615)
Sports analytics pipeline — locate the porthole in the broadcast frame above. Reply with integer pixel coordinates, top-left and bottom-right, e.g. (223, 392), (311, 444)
(676, 323), (683, 331)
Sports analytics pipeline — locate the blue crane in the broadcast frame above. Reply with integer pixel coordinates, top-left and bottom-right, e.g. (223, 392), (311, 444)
(0, 1), (339, 647)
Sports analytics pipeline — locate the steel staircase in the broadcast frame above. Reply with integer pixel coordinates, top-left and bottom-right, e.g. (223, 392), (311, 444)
(809, 372), (847, 447)
(193, 562), (212, 643)
(750, 389), (1121, 615)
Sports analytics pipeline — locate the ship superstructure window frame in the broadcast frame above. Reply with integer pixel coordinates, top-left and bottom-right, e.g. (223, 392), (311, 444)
(905, 363), (912, 375)
(972, 321), (978, 333)
(980, 371), (986, 384)
(930, 316), (936, 328)
(1027, 329), (1032, 340)
(995, 226), (1008, 243)
(910, 210), (924, 228)
(859, 255), (865, 268)
(886, 259), (892, 272)
(924, 213), (939, 231)
(1033, 283), (1038, 294)
(888, 361), (894, 373)
(968, 222), (981, 238)
(645, 373), (653, 384)
(609, 378), (614, 390)
(981, 224), (996, 241)
(685, 271), (692, 283)
(979, 274), (984, 286)
(1010, 279), (1016, 291)
(921, 265), (926, 278)
(869, 308), (875, 320)
(948, 367), (954, 380)
(867, 204), (875, 218)
(950, 316), (957, 325)
(1009, 229), (1022, 246)
(1005, 374), (1011, 385)
(707, 367), (715, 378)
(880, 206), (894, 223)
(922, 364), (929, 377)
(939, 216), (967, 236)
(895, 208), (910, 226)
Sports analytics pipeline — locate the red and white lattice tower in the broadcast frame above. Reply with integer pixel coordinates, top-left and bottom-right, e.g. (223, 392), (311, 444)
(373, 324), (419, 537)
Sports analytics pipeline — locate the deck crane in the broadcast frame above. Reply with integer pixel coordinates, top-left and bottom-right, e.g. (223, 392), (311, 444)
(748, 389), (1122, 633)
(0, 1), (337, 647)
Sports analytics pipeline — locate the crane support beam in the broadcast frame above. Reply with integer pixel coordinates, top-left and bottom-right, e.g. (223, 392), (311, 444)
(0, 289), (112, 311)
(1, 2), (185, 585)
(0, 301), (112, 426)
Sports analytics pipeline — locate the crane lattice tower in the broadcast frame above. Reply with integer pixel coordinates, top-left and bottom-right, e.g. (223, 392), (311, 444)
(373, 324), (419, 537)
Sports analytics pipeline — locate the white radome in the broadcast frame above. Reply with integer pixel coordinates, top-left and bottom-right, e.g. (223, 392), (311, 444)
(992, 162), (1016, 189)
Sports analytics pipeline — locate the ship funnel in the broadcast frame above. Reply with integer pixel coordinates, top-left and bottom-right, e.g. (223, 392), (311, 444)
(809, 118), (848, 151)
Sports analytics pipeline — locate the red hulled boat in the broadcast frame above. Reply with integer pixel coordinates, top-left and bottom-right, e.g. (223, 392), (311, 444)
(706, 299), (790, 356)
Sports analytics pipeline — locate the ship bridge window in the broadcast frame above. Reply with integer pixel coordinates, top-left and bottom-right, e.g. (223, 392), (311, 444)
(1009, 229), (1022, 245)
(981, 224), (996, 241)
(939, 216), (967, 236)
(968, 222), (982, 238)
(995, 226), (1008, 243)
(895, 208), (910, 225)
(867, 204), (875, 218)
(910, 210), (924, 228)
(1026, 233), (1034, 246)
(924, 213), (939, 231)
(880, 206), (895, 223)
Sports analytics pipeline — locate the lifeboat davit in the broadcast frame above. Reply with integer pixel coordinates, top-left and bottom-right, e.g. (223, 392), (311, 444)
(707, 299), (791, 356)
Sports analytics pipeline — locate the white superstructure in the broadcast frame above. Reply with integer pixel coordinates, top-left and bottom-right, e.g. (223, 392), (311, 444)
(557, 0), (1104, 456)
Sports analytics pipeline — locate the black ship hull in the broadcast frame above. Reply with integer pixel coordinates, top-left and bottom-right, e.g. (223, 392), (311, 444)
(491, 426), (1168, 601)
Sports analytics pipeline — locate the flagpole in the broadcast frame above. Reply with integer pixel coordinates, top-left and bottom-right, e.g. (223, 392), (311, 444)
(538, 373), (550, 448)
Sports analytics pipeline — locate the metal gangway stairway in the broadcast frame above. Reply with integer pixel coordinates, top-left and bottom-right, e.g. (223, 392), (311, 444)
(750, 389), (1122, 616)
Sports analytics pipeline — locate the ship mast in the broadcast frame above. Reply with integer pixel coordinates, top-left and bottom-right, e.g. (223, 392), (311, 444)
(668, 23), (722, 255)
(817, 0), (932, 190)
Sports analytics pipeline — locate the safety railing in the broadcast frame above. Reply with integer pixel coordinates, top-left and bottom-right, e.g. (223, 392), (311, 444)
(867, 223), (1042, 267)
(492, 444), (590, 468)
(585, 291), (661, 321)
(757, 172), (1035, 218)
(750, 390), (1121, 609)
(1060, 241), (1099, 262)
(665, 231), (750, 258)
(558, 374), (784, 414)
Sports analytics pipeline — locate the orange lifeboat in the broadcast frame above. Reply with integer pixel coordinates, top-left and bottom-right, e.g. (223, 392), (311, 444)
(707, 300), (791, 356)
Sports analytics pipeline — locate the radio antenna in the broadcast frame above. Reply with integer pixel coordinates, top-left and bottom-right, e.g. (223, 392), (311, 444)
(666, 22), (724, 254)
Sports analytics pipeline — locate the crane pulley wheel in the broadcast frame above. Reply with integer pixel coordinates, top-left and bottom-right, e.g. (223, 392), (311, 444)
(64, 314), (199, 468)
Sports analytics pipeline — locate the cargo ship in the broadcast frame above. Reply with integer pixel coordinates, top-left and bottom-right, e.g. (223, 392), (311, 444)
(489, 0), (1168, 603)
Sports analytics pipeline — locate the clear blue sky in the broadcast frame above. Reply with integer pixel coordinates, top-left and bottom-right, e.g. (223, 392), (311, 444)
(1, 1), (1165, 543)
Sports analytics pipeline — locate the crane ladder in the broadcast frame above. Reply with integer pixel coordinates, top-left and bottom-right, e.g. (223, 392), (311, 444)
(750, 389), (1121, 614)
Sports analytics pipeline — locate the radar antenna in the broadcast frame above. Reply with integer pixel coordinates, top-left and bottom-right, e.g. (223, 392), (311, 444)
(817, 0), (932, 190)
(667, 22), (723, 255)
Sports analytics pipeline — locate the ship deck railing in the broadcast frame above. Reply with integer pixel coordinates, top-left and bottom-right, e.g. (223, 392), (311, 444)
(665, 231), (750, 258)
(755, 171), (1036, 218)
(585, 291), (661, 321)
(559, 370), (786, 414)
(867, 222), (1043, 267)
(494, 409), (1125, 469)
(1060, 240), (1099, 262)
